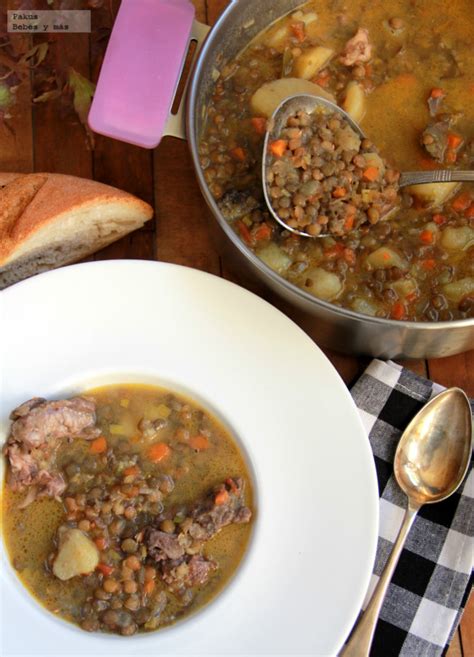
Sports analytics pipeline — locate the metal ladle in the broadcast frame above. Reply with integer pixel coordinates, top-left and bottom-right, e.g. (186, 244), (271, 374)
(340, 387), (472, 657)
(262, 95), (474, 237)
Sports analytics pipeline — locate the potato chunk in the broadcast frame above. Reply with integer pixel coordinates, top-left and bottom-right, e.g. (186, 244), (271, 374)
(267, 25), (291, 50)
(440, 226), (474, 251)
(342, 82), (366, 123)
(366, 247), (408, 270)
(53, 528), (99, 581)
(250, 78), (335, 118)
(305, 267), (343, 300)
(292, 46), (334, 79)
(390, 278), (418, 299)
(442, 277), (474, 303)
(351, 297), (379, 316)
(257, 243), (291, 274)
(407, 182), (460, 208)
(336, 125), (361, 152)
(363, 151), (385, 175)
(291, 10), (318, 26)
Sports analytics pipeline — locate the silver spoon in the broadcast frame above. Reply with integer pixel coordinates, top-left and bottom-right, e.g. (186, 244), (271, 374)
(340, 387), (472, 657)
(262, 95), (474, 237)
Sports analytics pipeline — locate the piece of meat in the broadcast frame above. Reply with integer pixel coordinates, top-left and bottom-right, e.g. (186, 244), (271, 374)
(218, 190), (260, 221)
(161, 555), (217, 593)
(188, 477), (252, 540)
(144, 478), (252, 596)
(146, 530), (185, 561)
(10, 397), (45, 420)
(427, 92), (445, 117)
(340, 28), (372, 66)
(9, 397), (100, 449)
(4, 396), (100, 506)
(421, 120), (450, 162)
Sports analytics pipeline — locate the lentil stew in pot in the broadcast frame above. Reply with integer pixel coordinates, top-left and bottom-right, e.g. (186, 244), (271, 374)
(2, 385), (253, 635)
(200, 0), (474, 322)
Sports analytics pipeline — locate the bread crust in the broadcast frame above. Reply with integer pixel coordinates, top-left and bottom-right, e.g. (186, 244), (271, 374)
(0, 172), (153, 266)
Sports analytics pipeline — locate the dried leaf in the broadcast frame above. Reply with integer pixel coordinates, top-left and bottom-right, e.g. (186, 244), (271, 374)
(67, 67), (96, 147)
(33, 88), (62, 103)
(19, 43), (49, 69)
(0, 83), (14, 112)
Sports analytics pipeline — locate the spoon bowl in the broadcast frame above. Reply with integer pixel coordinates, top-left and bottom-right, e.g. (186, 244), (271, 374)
(394, 387), (473, 505)
(263, 94), (474, 237)
(340, 386), (472, 657)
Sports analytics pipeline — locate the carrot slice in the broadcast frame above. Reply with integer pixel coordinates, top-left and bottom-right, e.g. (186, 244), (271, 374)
(96, 563), (114, 576)
(465, 204), (474, 219)
(447, 133), (463, 150)
(254, 223), (272, 241)
(215, 490), (229, 506)
(94, 537), (108, 551)
(422, 259), (436, 271)
(332, 186), (347, 198)
(236, 220), (252, 244)
(269, 139), (288, 157)
(144, 580), (155, 595)
(432, 213), (446, 225)
(230, 146), (246, 161)
(391, 302), (406, 320)
(189, 435), (210, 451)
(90, 436), (107, 454)
(451, 192), (472, 212)
(290, 21), (305, 42)
(362, 166), (379, 182)
(147, 443), (171, 462)
(343, 215), (354, 231)
(420, 230), (434, 244)
(430, 87), (445, 99)
(251, 117), (267, 135)
(123, 465), (140, 477)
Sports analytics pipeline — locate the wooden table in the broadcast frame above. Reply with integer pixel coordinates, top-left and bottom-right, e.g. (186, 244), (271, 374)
(2, 1), (472, 654)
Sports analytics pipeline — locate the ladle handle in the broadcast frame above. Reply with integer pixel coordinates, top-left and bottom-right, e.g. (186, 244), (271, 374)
(399, 170), (474, 187)
(339, 503), (420, 657)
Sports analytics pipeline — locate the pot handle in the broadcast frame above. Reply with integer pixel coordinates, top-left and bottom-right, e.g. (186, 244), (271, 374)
(88, 0), (210, 148)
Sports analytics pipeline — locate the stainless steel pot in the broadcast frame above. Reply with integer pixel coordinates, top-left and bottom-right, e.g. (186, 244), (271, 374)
(91, 0), (474, 359)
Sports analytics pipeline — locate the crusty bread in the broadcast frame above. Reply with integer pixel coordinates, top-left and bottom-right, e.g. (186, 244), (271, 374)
(0, 172), (154, 289)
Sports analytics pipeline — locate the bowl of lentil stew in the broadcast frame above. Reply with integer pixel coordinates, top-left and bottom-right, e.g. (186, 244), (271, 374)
(2, 384), (254, 637)
(185, 0), (474, 357)
(2, 259), (379, 655)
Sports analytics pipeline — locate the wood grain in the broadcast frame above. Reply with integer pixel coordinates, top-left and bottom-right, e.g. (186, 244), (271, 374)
(0, 6), (33, 173)
(0, 0), (471, 652)
(32, 33), (93, 177)
(90, 0), (155, 262)
(428, 351), (474, 398)
(206, 0), (230, 24)
(460, 591), (474, 657)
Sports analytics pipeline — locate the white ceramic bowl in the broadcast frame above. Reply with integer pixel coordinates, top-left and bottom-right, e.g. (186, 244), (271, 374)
(1, 261), (378, 656)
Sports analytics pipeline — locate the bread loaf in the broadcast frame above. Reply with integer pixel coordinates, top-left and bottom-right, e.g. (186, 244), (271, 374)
(0, 172), (153, 289)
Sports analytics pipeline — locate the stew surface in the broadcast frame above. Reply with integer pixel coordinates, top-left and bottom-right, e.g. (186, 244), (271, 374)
(200, 0), (474, 321)
(2, 385), (253, 635)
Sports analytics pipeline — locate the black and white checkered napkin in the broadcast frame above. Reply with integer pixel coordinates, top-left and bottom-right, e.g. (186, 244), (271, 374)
(350, 359), (473, 657)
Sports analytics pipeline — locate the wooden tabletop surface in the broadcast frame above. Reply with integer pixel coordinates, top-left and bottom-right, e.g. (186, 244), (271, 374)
(1, 0), (472, 654)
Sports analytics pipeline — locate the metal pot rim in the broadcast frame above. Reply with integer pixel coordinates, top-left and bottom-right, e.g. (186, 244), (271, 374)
(186, 2), (474, 333)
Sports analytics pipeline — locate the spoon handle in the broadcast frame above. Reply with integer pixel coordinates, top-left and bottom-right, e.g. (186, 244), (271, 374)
(339, 503), (420, 657)
(399, 170), (474, 187)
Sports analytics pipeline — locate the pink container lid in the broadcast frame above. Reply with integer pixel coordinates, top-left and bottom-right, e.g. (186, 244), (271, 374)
(88, 0), (195, 148)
